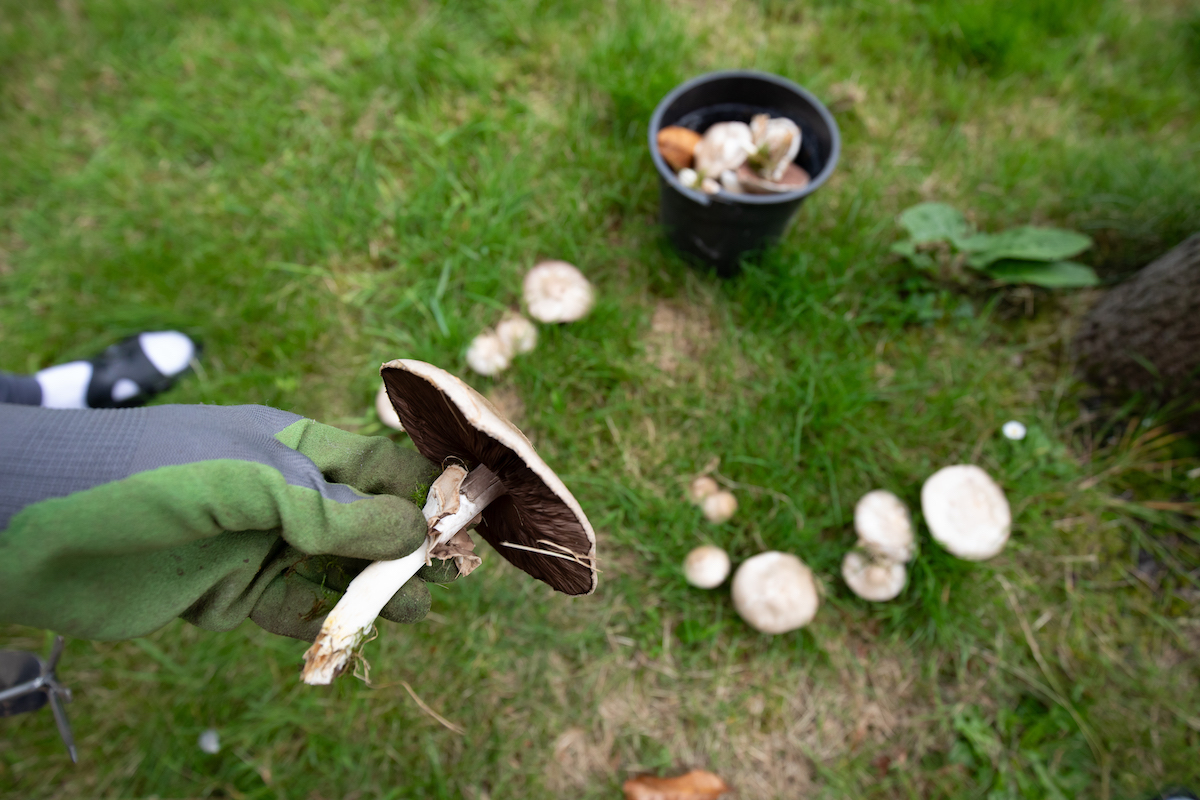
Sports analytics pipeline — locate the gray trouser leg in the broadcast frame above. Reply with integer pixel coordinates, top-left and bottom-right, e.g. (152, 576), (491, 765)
(0, 372), (42, 406)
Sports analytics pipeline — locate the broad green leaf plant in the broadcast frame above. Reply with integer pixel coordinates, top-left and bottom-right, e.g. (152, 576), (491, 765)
(892, 202), (1099, 288)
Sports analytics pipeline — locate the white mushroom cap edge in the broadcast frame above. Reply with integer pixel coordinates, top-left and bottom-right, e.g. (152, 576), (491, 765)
(921, 464), (1011, 561)
(731, 551), (819, 634)
(841, 551), (907, 602)
(684, 545), (731, 589)
(523, 261), (594, 324)
(854, 490), (915, 563)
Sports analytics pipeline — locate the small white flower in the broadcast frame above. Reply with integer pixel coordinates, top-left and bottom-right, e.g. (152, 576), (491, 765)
(1002, 420), (1027, 441)
(199, 728), (220, 754)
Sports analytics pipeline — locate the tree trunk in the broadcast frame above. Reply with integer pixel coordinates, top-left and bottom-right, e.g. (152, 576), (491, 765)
(1073, 234), (1200, 402)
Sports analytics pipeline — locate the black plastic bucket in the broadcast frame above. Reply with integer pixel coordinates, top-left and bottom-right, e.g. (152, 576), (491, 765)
(649, 70), (841, 277)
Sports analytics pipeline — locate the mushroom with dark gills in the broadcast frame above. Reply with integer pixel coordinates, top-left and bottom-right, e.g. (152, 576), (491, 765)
(301, 359), (597, 685)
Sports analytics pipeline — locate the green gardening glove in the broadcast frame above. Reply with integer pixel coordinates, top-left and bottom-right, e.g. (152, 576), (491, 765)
(0, 403), (455, 642)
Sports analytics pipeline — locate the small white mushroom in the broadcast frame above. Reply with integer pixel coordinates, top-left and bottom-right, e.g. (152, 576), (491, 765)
(677, 167), (701, 189)
(523, 261), (595, 324)
(841, 551), (907, 602)
(466, 330), (510, 376)
(496, 314), (538, 355)
(748, 114), (802, 182)
(375, 383), (405, 431)
(684, 545), (731, 589)
(688, 475), (719, 504)
(701, 490), (737, 524)
(854, 490), (915, 563)
(921, 465), (1012, 561)
(718, 169), (743, 194)
(731, 552), (819, 634)
(693, 121), (755, 177)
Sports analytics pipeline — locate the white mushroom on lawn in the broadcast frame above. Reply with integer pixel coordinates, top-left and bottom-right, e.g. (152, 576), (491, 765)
(495, 313), (538, 355)
(523, 261), (594, 323)
(921, 465), (1011, 561)
(466, 313), (539, 377)
(465, 329), (511, 376)
(302, 359), (597, 685)
(842, 490), (915, 602)
(684, 545), (731, 589)
(701, 491), (738, 524)
(732, 552), (820, 634)
(683, 473), (737, 523)
(688, 475), (719, 504)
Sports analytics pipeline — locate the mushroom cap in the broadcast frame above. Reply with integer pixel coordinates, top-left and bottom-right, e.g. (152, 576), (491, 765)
(734, 163), (811, 194)
(381, 359), (597, 594)
(375, 383), (405, 431)
(687, 475), (719, 504)
(495, 314), (538, 355)
(523, 261), (594, 324)
(656, 125), (702, 171)
(749, 114), (802, 182)
(684, 545), (731, 589)
(841, 551), (907, 602)
(921, 464), (1011, 561)
(693, 121), (755, 176)
(465, 330), (511, 376)
(854, 490), (915, 563)
(701, 490), (737, 524)
(731, 552), (819, 634)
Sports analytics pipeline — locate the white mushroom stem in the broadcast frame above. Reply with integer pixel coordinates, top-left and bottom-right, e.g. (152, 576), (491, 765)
(301, 464), (505, 685)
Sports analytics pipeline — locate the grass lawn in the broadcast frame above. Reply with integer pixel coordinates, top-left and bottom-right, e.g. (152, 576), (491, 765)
(2, 0), (1199, 797)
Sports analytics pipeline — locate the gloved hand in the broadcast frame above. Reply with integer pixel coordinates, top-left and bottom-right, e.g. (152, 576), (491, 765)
(0, 403), (453, 642)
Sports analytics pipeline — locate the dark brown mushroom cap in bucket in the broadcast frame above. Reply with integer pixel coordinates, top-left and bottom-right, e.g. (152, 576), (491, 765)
(380, 359), (597, 595)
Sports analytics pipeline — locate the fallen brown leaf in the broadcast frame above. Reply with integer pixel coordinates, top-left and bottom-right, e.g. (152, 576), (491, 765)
(623, 769), (731, 800)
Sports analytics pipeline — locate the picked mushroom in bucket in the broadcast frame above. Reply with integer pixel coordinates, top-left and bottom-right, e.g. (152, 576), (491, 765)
(300, 359), (598, 685)
(656, 113), (811, 196)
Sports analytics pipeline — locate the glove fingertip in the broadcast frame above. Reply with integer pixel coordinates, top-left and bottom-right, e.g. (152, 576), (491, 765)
(379, 579), (432, 625)
(417, 559), (461, 584)
(318, 493), (428, 561)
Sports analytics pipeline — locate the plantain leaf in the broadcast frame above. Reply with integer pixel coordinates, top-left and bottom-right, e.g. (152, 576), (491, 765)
(897, 202), (971, 244)
(891, 239), (936, 269)
(984, 259), (1100, 288)
(963, 226), (1092, 267)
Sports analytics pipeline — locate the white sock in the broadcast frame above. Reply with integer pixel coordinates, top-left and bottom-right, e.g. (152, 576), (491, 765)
(35, 362), (93, 409)
(34, 331), (196, 409)
(138, 331), (195, 377)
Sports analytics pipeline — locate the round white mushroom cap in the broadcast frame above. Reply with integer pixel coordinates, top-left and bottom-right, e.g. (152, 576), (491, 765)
(496, 314), (538, 355)
(731, 551), (819, 634)
(841, 551), (907, 602)
(693, 121), (755, 177)
(466, 330), (511, 376)
(684, 545), (731, 589)
(375, 383), (405, 431)
(523, 261), (595, 324)
(854, 490), (915, 563)
(749, 114), (802, 182)
(921, 464), (1012, 561)
(701, 490), (737, 524)
(688, 475), (719, 504)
